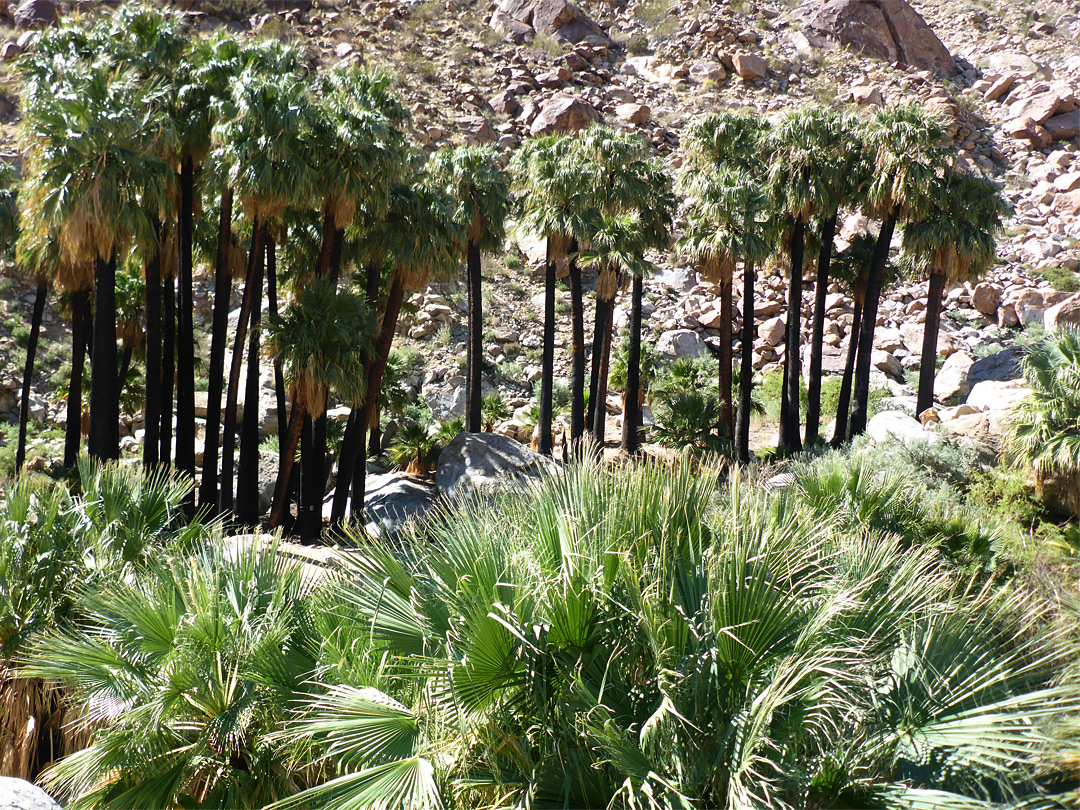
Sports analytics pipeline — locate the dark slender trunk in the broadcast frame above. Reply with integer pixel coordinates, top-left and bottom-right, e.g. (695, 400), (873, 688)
(299, 415), (316, 541)
(299, 410), (325, 543)
(64, 289), (89, 467)
(591, 289), (616, 449)
(587, 292), (611, 432)
(778, 220), (804, 456)
(269, 400), (304, 528)
(117, 344), (133, 390)
(176, 157), (196, 510)
(848, 214), (897, 439)
(832, 278), (865, 448)
(160, 275), (175, 465)
(350, 271), (406, 519)
(267, 236), (288, 478)
(17, 281), (47, 473)
(198, 188), (234, 512)
(316, 203), (334, 278)
(332, 261), (382, 523)
(568, 243), (586, 449)
(719, 273), (734, 441)
(538, 238), (556, 456)
(328, 228), (345, 287)
(220, 219), (264, 515)
(736, 261), (755, 464)
(917, 270), (946, 416)
(369, 409), (381, 456)
(144, 238), (162, 468)
(89, 254), (119, 462)
(805, 214), (836, 446)
(621, 272), (643, 455)
(236, 245), (264, 526)
(466, 240), (483, 433)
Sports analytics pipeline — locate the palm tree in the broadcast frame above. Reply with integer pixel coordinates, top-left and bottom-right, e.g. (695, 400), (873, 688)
(211, 60), (313, 518)
(902, 168), (1007, 416)
(1007, 329), (1080, 517)
(848, 105), (948, 439)
(511, 134), (587, 456)
(267, 280), (376, 538)
(428, 146), (511, 434)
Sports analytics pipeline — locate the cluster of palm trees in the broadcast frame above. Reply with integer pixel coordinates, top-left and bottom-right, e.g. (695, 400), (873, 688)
(7, 6), (1008, 540)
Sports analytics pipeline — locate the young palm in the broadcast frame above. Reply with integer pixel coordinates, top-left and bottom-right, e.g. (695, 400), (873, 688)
(848, 105), (949, 438)
(428, 145), (511, 433)
(267, 281), (376, 538)
(902, 168), (1007, 415)
(511, 134), (589, 455)
(1007, 329), (1080, 517)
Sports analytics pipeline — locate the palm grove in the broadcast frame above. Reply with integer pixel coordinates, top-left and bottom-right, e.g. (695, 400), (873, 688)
(8, 8), (1008, 541)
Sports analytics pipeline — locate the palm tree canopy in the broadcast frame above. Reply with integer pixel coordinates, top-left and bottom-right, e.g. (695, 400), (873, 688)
(900, 167), (1008, 283)
(862, 104), (951, 222)
(266, 278), (378, 416)
(681, 109), (770, 176)
(510, 133), (590, 253)
(766, 106), (851, 224)
(427, 144), (510, 251)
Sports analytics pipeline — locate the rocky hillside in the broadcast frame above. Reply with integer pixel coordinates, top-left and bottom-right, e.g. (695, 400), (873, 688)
(0, 0), (1077, 471)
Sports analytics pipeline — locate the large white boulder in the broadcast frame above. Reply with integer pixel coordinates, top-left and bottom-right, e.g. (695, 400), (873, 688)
(866, 410), (938, 446)
(0, 777), (62, 810)
(435, 433), (556, 501)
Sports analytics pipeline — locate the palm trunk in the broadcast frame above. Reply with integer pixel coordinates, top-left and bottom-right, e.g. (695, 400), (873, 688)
(316, 203), (335, 278)
(143, 237), (162, 468)
(917, 269), (946, 416)
(466, 239), (483, 433)
(198, 188), (234, 512)
(538, 237), (556, 456)
(587, 293), (610, 433)
(267, 235), (288, 477)
(160, 274), (175, 466)
(736, 260), (755, 463)
(117, 344), (133, 390)
(89, 253), (119, 462)
(268, 399), (304, 528)
(236, 244), (264, 526)
(176, 157), (196, 509)
(328, 228), (345, 287)
(805, 213), (836, 446)
(350, 271), (406, 519)
(64, 288), (89, 468)
(621, 272), (643, 455)
(368, 409), (381, 456)
(719, 273), (734, 441)
(778, 220), (804, 456)
(332, 262), (381, 523)
(591, 289), (616, 450)
(832, 277), (865, 447)
(299, 410), (326, 544)
(568, 242), (586, 449)
(16, 281), (47, 473)
(848, 214), (897, 439)
(220, 218), (264, 516)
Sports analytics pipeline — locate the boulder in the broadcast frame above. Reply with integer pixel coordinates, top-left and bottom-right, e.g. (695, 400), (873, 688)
(656, 265), (697, 292)
(489, 9), (534, 43)
(1008, 91), (1063, 125)
(934, 351), (975, 403)
(0, 777), (62, 810)
(759, 315), (786, 347)
(529, 93), (600, 135)
(804, 0), (956, 75)
(657, 328), (708, 358)
(867, 410), (937, 446)
(871, 349), (903, 379)
(615, 102), (650, 124)
(496, 0), (606, 44)
(1004, 117), (1052, 148)
(967, 345), (1025, 387)
(1044, 293), (1080, 332)
(851, 85), (884, 106)
(1045, 111), (1080, 141)
(363, 472), (436, 535)
(11, 0), (57, 28)
(1053, 190), (1080, 218)
(965, 378), (1031, 414)
(688, 60), (726, 84)
(459, 115), (497, 145)
(732, 52), (767, 80)
(435, 433), (555, 501)
(970, 282), (1000, 316)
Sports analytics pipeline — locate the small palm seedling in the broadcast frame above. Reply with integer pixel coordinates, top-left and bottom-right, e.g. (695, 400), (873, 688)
(481, 393), (510, 432)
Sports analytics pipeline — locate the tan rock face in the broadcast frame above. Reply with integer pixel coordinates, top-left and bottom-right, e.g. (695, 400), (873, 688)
(1044, 294), (1080, 333)
(529, 93), (600, 135)
(495, 0), (607, 44)
(805, 0), (956, 76)
(970, 282), (1001, 316)
(733, 52), (767, 80)
(615, 102), (650, 125)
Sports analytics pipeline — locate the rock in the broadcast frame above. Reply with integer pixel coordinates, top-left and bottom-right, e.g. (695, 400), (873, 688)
(615, 102), (650, 124)
(759, 315), (786, 347)
(935, 351), (975, 403)
(804, 0), (956, 75)
(688, 60), (726, 84)
(656, 265), (697, 292)
(529, 93), (600, 135)
(0, 777), (62, 810)
(12, 0), (57, 28)
(967, 346), (1025, 387)
(459, 115), (497, 145)
(867, 411), (937, 446)
(1004, 117), (1052, 149)
(1013, 289), (1046, 328)
(435, 433), (555, 501)
(983, 75), (1015, 102)
(657, 328), (708, 357)
(490, 90), (522, 117)
(363, 472), (436, 535)
(1008, 91), (1063, 125)
(966, 378), (1031, 414)
(871, 349), (903, 379)
(489, 9), (534, 43)
(496, 0), (607, 43)
(851, 85), (884, 106)
(1044, 293), (1080, 332)
(1054, 172), (1080, 193)
(970, 282), (1000, 316)
(1045, 111), (1080, 141)
(732, 52), (767, 80)
(256, 450), (279, 514)
(985, 52), (1046, 81)
(1053, 190), (1080, 218)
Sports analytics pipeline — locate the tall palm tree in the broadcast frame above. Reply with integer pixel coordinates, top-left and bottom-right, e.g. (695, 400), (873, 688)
(211, 60), (313, 517)
(902, 168), (1006, 415)
(511, 134), (587, 456)
(428, 145), (511, 434)
(267, 280), (376, 536)
(848, 105), (948, 438)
